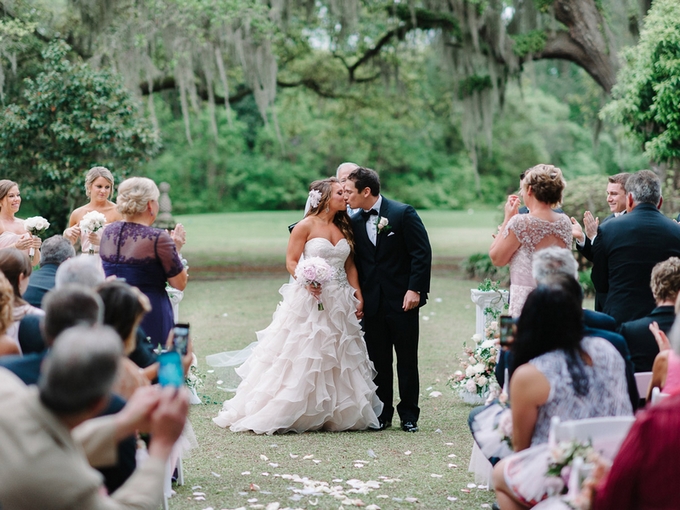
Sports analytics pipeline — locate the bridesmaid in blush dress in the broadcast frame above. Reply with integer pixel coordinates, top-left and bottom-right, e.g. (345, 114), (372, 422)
(99, 177), (187, 349)
(0, 180), (43, 264)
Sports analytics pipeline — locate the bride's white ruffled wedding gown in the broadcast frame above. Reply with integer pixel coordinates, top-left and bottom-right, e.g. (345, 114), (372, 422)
(213, 237), (383, 434)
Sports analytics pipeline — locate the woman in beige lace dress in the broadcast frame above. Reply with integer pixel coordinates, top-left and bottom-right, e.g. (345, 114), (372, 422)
(489, 165), (572, 317)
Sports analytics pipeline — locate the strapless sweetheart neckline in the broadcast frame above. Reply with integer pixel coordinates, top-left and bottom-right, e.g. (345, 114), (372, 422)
(307, 237), (348, 248)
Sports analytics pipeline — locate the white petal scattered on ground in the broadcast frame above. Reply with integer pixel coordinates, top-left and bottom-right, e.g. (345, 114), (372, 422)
(207, 370), (215, 373)
(265, 503), (280, 510)
(431, 474), (443, 478)
(478, 485), (489, 490)
(426, 386), (433, 391)
(247, 498), (258, 503)
(448, 453), (457, 458)
(193, 492), (206, 496)
(353, 460), (369, 463)
(194, 496), (206, 501)
(289, 453), (299, 459)
(377, 495), (389, 499)
(303, 454), (314, 460)
(192, 485), (203, 490)
(309, 498), (318, 505)
(405, 497), (419, 503)
(435, 298), (443, 303)
(448, 463), (458, 468)
(465, 304), (470, 309)
(435, 429), (442, 434)
(429, 391), (443, 397)
(447, 496), (458, 501)
(332, 479), (344, 483)
(353, 463), (364, 468)
(269, 444), (278, 448)
(392, 497), (403, 502)
(261, 472), (269, 476)
(268, 463), (279, 468)
(201, 507), (214, 510)
(467, 483), (477, 488)
(216, 380), (224, 384)
(461, 489), (471, 493)
(404, 451), (412, 455)
(289, 494), (303, 501)
(250, 505), (265, 509)
(260, 455), (269, 461)
(313, 459), (322, 464)
(249, 483), (260, 491)
(211, 471), (221, 477)
(481, 504), (491, 508)
(445, 443), (454, 446)
(222, 313), (228, 317)
(430, 312), (436, 316)
(366, 505), (381, 510)
(367, 449), (376, 458)
(238, 491), (248, 496)
(241, 471), (251, 475)
(422, 316), (429, 321)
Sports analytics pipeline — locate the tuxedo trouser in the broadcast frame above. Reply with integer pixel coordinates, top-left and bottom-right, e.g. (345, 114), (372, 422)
(363, 301), (420, 423)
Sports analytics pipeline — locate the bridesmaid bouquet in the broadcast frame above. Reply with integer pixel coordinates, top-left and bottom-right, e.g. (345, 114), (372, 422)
(79, 211), (107, 254)
(24, 216), (50, 262)
(295, 256), (335, 311)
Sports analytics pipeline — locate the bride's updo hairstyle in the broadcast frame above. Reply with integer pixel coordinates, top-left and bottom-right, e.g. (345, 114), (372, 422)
(0, 180), (19, 212)
(306, 177), (355, 251)
(521, 164), (566, 208)
(116, 177), (160, 217)
(85, 166), (115, 198)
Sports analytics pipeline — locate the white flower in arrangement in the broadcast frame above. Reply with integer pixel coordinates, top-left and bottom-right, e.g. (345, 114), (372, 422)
(375, 216), (391, 234)
(468, 356), (477, 364)
(480, 339), (496, 349)
(294, 256), (335, 311)
(473, 363), (486, 374)
(24, 216), (50, 234)
(488, 320), (498, 330)
(476, 375), (488, 387)
(465, 379), (477, 393)
(472, 333), (483, 342)
(79, 211), (107, 233)
(308, 189), (322, 208)
(465, 365), (476, 378)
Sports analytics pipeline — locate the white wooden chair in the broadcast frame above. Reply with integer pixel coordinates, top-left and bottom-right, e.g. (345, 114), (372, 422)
(549, 415), (635, 460)
(651, 387), (671, 405)
(634, 372), (652, 402)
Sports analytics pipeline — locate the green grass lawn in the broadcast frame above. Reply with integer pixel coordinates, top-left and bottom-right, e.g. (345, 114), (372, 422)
(166, 209), (500, 509)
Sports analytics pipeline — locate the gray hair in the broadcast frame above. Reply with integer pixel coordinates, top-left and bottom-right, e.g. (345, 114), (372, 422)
(532, 247), (579, 283)
(626, 170), (661, 206)
(40, 235), (76, 267)
(42, 285), (104, 346)
(38, 325), (121, 415)
(55, 254), (106, 289)
(336, 162), (359, 180)
(116, 177), (159, 216)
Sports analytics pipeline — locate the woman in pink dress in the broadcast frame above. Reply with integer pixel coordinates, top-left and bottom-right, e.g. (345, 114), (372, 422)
(63, 167), (122, 254)
(0, 180), (42, 265)
(489, 165), (572, 317)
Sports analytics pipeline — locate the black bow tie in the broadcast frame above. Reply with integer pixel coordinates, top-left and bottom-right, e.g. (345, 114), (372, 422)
(361, 209), (378, 220)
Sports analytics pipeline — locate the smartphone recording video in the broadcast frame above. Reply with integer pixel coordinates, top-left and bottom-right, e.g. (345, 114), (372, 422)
(499, 315), (516, 347)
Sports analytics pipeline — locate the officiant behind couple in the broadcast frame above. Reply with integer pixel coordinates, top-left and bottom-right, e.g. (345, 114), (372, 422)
(211, 169), (431, 435)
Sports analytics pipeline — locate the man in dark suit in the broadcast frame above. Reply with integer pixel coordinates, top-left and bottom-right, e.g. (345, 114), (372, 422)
(572, 173), (630, 311)
(23, 235), (75, 308)
(592, 170), (680, 324)
(618, 257), (680, 372)
(344, 167), (432, 432)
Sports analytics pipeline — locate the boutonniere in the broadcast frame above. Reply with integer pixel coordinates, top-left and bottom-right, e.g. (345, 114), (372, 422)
(375, 216), (391, 234)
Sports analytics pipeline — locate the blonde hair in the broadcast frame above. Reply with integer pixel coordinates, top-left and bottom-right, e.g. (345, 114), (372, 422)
(0, 180), (18, 213)
(85, 167), (115, 198)
(0, 271), (14, 335)
(305, 178), (354, 251)
(522, 164), (566, 207)
(116, 177), (159, 217)
(651, 257), (680, 303)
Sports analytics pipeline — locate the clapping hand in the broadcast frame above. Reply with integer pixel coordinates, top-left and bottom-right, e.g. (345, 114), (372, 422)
(170, 223), (186, 251)
(649, 321), (671, 352)
(583, 211), (599, 240)
(504, 195), (521, 220)
(570, 217), (585, 244)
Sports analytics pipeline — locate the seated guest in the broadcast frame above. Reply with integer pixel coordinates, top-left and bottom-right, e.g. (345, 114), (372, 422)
(0, 325), (189, 509)
(54, 253), (106, 289)
(22, 235), (75, 308)
(618, 256), (680, 372)
(495, 247), (639, 409)
(0, 272), (18, 357)
(492, 275), (632, 509)
(0, 248), (44, 351)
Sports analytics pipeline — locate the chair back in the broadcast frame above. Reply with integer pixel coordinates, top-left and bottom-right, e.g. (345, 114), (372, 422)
(651, 387), (671, 405)
(549, 415), (635, 460)
(634, 372), (652, 400)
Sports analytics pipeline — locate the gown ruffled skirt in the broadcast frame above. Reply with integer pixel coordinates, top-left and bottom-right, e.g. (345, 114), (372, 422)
(213, 238), (383, 434)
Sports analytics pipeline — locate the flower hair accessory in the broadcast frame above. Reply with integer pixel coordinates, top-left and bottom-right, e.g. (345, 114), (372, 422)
(308, 189), (322, 209)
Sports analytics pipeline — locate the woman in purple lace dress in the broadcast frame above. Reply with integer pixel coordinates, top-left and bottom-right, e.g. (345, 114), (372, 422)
(489, 164), (572, 317)
(99, 177), (187, 348)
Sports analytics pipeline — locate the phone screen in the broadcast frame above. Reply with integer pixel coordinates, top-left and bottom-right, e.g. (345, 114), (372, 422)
(499, 315), (515, 347)
(172, 323), (190, 355)
(158, 351), (184, 387)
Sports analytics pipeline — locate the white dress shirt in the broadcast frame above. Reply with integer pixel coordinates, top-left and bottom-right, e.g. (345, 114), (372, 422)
(363, 195), (383, 246)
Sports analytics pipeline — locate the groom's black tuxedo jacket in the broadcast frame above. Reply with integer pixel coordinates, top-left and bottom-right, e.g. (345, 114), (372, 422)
(351, 197), (432, 317)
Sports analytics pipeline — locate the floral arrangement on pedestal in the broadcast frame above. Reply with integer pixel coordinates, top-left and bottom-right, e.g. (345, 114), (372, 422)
(450, 279), (508, 404)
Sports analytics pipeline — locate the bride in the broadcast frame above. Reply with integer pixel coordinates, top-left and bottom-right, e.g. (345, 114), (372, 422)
(213, 178), (383, 434)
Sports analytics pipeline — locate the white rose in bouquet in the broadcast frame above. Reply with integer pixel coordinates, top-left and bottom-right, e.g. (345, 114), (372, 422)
(465, 379), (477, 393)
(23, 216), (50, 262)
(79, 211), (107, 233)
(473, 362), (486, 374)
(465, 365), (476, 378)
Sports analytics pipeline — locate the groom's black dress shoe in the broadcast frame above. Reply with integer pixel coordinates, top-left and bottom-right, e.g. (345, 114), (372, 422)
(378, 418), (392, 431)
(401, 421), (418, 432)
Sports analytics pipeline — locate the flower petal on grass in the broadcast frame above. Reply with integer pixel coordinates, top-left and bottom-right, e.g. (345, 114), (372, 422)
(303, 454), (314, 460)
(249, 483), (260, 491)
(431, 474), (443, 478)
(241, 471), (251, 475)
(429, 391), (443, 397)
(447, 496), (458, 501)
(404, 451), (411, 455)
(467, 483), (477, 488)
(260, 455), (269, 461)
(211, 472), (221, 477)
(289, 453), (299, 459)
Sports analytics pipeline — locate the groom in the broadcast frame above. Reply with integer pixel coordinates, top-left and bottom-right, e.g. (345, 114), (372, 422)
(345, 167), (432, 432)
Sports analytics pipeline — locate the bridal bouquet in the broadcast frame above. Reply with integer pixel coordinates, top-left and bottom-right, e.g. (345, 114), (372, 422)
(295, 256), (335, 311)
(24, 216), (50, 262)
(449, 332), (500, 404)
(79, 211), (107, 254)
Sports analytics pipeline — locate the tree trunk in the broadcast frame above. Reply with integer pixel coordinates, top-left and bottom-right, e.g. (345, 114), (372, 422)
(533, 0), (619, 93)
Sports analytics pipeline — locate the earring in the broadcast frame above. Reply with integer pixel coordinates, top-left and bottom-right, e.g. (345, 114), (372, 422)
(325, 207), (330, 213)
